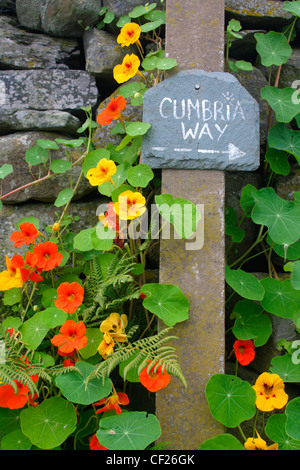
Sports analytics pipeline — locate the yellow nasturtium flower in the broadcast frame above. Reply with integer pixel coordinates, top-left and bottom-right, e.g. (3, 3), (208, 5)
(117, 22), (141, 47)
(244, 432), (278, 450)
(0, 256), (24, 291)
(97, 313), (128, 359)
(113, 54), (143, 84)
(113, 190), (146, 221)
(252, 372), (288, 412)
(86, 158), (116, 187)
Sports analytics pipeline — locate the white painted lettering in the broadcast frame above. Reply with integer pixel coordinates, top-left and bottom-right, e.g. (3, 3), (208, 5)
(213, 101), (226, 121)
(173, 99), (185, 119)
(215, 124), (228, 141)
(202, 100), (212, 121)
(198, 123), (213, 140)
(187, 99), (200, 120)
(181, 122), (199, 139)
(232, 100), (245, 120)
(159, 97), (172, 118)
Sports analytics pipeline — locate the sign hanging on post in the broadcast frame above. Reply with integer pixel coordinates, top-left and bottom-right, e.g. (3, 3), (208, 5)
(141, 69), (260, 171)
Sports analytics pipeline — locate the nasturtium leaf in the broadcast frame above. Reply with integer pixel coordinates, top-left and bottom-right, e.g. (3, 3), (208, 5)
(235, 60), (253, 71)
(25, 145), (49, 166)
(73, 227), (95, 252)
(55, 137), (85, 148)
(251, 187), (300, 246)
(20, 397), (77, 449)
(0, 163), (13, 179)
(16, 216), (40, 230)
(98, 162), (131, 196)
(1, 316), (22, 333)
(41, 287), (58, 308)
(261, 86), (300, 123)
(268, 123), (300, 163)
(265, 413), (300, 451)
(119, 352), (141, 383)
(255, 31), (292, 67)
(126, 121), (151, 137)
(225, 207), (245, 243)
(285, 397), (300, 441)
(119, 82), (146, 98)
(80, 328), (103, 359)
(225, 266), (265, 301)
(284, 260), (300, 290)
(128, 3), (157, 18)
(96, 411), (161, 450)
(41, 307), (67, 329)
(127, 163), (154, 188)
(93, 224), (115, 251)
(3, 287), (22, 306)
(140, 18), (165, 33)
(270, 354), (300, 382)
(140, 283), (189, 326)
(116, 15), (131, 27)
(199, 434), (244, 451)
(55, 361), (112, 405)
(32, 351), (55, 367)
(269, 237), (300, 261)
(155, 193), (201, 239)
(0, 408), (21, 435)
(205, 374), (256, 428)
(260, 277), (300, 318)
(50, 159), (72, 174)
(19, 312), (49, 350)
(54, 187), (74, 208)
(0, 429), (32, 450)
(36, 139), (59, 150)
(283, 1), (300, 17)
(265, 147), (290, 175)
(240, 184), (257, 217)
(82, 148), (110, 177)
(230, 300), (272, 346)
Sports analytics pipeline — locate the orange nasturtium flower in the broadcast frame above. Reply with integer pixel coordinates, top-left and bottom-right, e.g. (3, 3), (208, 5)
(0, 358), (38, 409)
(97, 96), (127, 126)
(139, 362), (171, 392)
(94, 389), (129, 415)
(113, 53), (143, 84)
(51, 320), (88, 355)
(244, 432), (278, 450)
(253, 372), (288, 412)
(0, 255), (25, 291)
(10, 222), (39, 247)
(117, 22), (141, 47)
(89, 434), (109, 450)
(97, 313), (128, 359)
(55, 282), (84, 314)
(32, 241), (63, 272)
(233, 339), (255, 366)
(113, 190), (146, 221)
(87, 158), (117, 187)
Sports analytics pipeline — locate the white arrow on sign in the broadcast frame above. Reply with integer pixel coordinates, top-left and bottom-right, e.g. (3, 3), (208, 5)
(197, 143), (246, 161)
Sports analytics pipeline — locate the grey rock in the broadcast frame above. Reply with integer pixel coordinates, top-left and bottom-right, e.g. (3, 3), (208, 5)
(225, 0), (293, 29)
(0, 109), (81, 135)
(0, 15), (79, 70)
(16, 0), (102, 37)
(141, 70), (260, 171)
(0, 70), (98, 115)
(102, 0), (156, 21)
(83, 28), (136, 77)
(275, 164), (300, 202)
(0, 131), (93, 204)
(0, 0), (15, 14)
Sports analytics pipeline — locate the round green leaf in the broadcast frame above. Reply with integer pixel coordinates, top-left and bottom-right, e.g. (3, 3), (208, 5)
(283, 1), (300, 17)
(126, 122), (151, 137)
(225, 266), (265, 301)
(0, 408), (21, 434)
(255, 31), (292, 67)
(20, 397), (77, 449)
(128, 3), (157, 18)
(0, 429), (32, 450)
(96, 411), (161, 450)
(0, 163), (13, 179)
(268, 123), (300, 163)
(284, 260), (300, 290)
(240, 184), (257, 217)
(73, 227), (95, 252)
(93, 224), (115, 251)
(231, 299), (272, 346)
(265, 148), (290, 176)
(16, 216), (40, 230)
(19, 312), (49, 350)
(199, 434), (244, 450)
(260, 277), (300, 318)
(140, 283), (189, 326)
(261, 86), (300, 123)
(36, 139), (59, 150)
(41, 307), (67, 329)
(270, 354), (300, 382)
(50, 159), (72, 174)
(251, 187), (300, 246)
(265, 413), (300, 450)
(3, 287), (22, 306)
(127, 163), (154, 188)
(285, 397), (300, 441)
(25, 145), (49, 166)
(205, 374), (256, 428)
(80, 328), (103, 359)
(55, 361), (112, 405)
(54, 187), (74, 208)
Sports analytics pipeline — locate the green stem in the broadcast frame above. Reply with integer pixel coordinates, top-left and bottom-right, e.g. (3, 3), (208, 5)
(228, 225), (266, 269)
(237, 424), (247, 443)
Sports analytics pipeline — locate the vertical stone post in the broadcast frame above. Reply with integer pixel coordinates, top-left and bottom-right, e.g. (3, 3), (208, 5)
(156, 0), (225, 449)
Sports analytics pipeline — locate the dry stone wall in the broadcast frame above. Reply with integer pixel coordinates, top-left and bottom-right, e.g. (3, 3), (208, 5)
(0, 0), (299, 378)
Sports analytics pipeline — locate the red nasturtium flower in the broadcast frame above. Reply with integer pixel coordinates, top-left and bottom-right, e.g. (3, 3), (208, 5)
(10, 222), (39, 247)
(0, 358), (38, 410)
(51, 320), (88, 355)
(233, 339), (255, 366)
(139, 362), (171, 392)
(94, 389), (129, 415)
(24, 252), (44, 283)
(55, 282), (84, 314)
(89, 434), (109, 450)
(97, 96), (127, 126)
(32, 241), (63, 271)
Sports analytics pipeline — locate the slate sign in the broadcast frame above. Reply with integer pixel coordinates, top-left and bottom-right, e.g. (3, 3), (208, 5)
(141, 70), (260, 171)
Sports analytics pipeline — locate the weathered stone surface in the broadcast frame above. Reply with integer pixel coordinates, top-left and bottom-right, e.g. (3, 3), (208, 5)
(16, 0), (102, 37)
(275, 164), (300, 201)
(141, 69), (260, 171)
(225, 0), (293, 29)
(0, 70), (98, 115)
(0, 132), (93, 204)
(0, 16), (79, 70)
(0, 110), (81, 135)
(0, 0), (15, 14)
(83, 28), (135, 77)
(101, 0), (154, 20)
